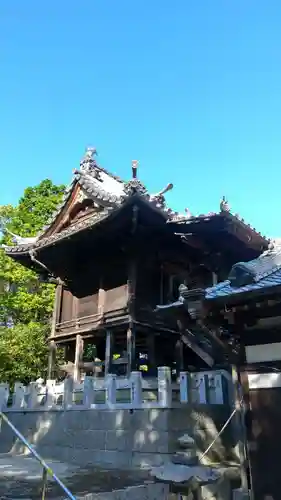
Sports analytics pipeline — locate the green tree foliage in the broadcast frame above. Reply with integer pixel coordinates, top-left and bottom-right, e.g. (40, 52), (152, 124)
(0, 323), (50, 385)
(0, 179), (65, 383)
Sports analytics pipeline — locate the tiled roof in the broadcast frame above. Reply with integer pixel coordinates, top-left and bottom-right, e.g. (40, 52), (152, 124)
(168, 210), (268, 246)
(3, 148), (187, 255)
(205, 239), (281, 300)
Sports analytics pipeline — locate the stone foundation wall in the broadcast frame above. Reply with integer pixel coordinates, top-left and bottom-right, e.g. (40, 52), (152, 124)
(0, 406), (238, 469)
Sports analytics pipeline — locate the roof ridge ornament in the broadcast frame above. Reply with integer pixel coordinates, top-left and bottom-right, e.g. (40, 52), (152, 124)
(80, 147), (97, 172)
(123, 160), (148, 197)
(220, 196), (230, 212)
(150, 183), (173, 209)
(132, 160), (138, 179)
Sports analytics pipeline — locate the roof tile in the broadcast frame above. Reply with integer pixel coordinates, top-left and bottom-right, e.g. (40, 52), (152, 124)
(206, 239), (281, 300)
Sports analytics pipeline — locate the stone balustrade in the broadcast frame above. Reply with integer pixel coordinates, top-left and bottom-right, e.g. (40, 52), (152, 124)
(0, 368), (231, 412)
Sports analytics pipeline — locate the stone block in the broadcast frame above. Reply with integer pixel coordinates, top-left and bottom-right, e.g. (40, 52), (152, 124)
(106, 430), (132, 452)
(132, 408), (168, 431)
(73, 430), (106, 450)
(133, 430), (169, 453)
(93, 449), (132, 468)
(99, 410), (131, 430)
(168, 407), (193, 431)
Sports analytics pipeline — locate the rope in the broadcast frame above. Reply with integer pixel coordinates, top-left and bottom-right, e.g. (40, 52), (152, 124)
(0, 411), (76, 500)
(199, 401), (242, 461)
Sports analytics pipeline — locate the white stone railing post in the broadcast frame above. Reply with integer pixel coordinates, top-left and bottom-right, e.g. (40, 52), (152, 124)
(179, 371), (189, 403)
(0, 383), (9, 410)
(207, 372), (224, 404)
(158, 366), (172, 408)
(190, 373), (207, 404)
(130, 371), (142, 408)
(13, 382), (27, 409)
(105, 374), (117, 407)
(28, 382), (40, 409)
(64, 377), (74, 410)
(83, 376), (95, 408)
(45, 379), (56, 408)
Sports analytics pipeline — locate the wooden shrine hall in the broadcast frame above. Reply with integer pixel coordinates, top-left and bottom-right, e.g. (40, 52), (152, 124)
(3, 147), (269, 382)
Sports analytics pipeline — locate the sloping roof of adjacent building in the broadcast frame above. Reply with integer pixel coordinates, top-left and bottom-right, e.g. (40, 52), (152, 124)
(205, 239), (281, 300)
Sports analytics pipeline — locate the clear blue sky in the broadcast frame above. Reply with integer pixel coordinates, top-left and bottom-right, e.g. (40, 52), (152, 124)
(1, 1), (280, 237)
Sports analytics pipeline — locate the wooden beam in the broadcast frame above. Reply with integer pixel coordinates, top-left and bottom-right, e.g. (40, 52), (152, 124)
(180, 330), (214, 368)
(177, 317), (214, 367)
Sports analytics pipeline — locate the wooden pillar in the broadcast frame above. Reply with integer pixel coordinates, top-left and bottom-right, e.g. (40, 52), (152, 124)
(175, 338), (184, 374)
(51, 284), (62, 334)
(127, 204), (138, 376)
(74, 334), (84, 382)
(47, 340), (57, 380)
(147, 334), (156, 376)
(98, 279), (106, 315)
(47, 284), (62, 379)
(105, 329), (113, 376)
(231, 364), (249, 492)
(127, 326), (136, 375)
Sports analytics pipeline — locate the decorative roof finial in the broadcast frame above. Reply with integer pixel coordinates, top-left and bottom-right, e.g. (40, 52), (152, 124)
(157, 183), (173, 196)
(132, 160), (138, 179)
(150, 183), (173, 209)
(79, 147), (100, 176)
(85, 147), (97, 160)
(220, 196), (230, 212)
(123, 160), (148, 197)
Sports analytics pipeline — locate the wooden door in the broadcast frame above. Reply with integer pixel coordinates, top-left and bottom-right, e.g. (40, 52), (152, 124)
(247, 372), (281, 500)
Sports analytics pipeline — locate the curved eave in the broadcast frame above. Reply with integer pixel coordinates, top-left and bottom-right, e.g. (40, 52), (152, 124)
(4, 193), (170, 263)
(4, 207), (114, 257)
(3, 246), (44, 273)
(168, 211), (269, 250)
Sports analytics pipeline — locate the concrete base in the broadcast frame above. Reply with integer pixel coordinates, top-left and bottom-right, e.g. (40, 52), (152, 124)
(76, 484), (169, 500)
(0, 407), (236, 470)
